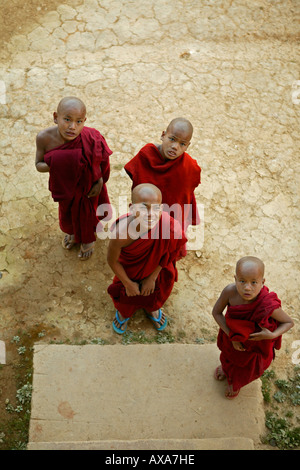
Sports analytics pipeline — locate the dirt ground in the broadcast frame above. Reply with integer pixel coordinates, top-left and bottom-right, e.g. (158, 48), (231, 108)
(0, 0), (299, 449)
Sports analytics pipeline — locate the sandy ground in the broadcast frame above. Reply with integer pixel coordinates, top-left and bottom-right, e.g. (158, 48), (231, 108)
(0, 0), (299, 448)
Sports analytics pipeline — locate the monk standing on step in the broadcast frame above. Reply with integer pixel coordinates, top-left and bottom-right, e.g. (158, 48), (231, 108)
(212, 256), (294, 399)
(35, 96), (112, 260)
(107, 183), (187, 334)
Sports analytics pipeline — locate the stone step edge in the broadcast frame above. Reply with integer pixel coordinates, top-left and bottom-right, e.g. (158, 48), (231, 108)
(27, 437), (254, 450)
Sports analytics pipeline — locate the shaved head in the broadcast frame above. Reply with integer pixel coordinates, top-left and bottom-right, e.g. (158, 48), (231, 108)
(167, 117), (193, 138)
(132, 183), (162, 204)
(57, 96), (86, 115)
(236, 256), (265, 277)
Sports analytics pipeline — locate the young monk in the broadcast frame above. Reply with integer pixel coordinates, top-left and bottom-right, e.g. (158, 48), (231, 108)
(124, 118), (201, 256)
(35, 96), (112, 260)
(107, 183), (187, 334)
(212, 256), (294, 399)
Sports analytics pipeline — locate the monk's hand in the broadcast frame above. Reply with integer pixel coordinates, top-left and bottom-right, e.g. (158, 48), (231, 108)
(232, 341), (246, 351)
(249, 327), (274, 341)
(140, 276), (156, 296)
(87, 178), (103, 198)
(125, 280), (140, 297)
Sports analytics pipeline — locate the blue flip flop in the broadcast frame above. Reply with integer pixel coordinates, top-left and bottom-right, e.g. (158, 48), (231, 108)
(112, 310), (129, 334)
(146, 309), (167, 331)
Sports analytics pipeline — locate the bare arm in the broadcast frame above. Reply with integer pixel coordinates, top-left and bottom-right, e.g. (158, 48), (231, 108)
(107, 223), (140, 297)
(140, 265), (162, 296)
(35, 133), (50, 173)
(212, 285), (232, 336)
(107, 218), (164, 297)
(249, 307), (294, 341)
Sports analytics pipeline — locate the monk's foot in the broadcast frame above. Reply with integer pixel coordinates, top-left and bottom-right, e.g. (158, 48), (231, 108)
(112, 310), (129, 334)
(225, 385), (240, 399)
(62, 234), (76, 250)
(214, 365), (226, 381)
(78, 242), (95, 260)
(146, 309), (167, 331)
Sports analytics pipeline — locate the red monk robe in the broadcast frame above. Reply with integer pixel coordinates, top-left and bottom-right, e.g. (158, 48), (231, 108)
(124, 144), (201, 245)
(217, 286), (282, 391)
(44, 126), (112, 244)
(107, 211), (187, 318)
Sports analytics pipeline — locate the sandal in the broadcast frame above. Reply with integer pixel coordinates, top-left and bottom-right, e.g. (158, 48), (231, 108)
(62, 234), (76, 250)
(225, 385), (240, 399)
(112, 310), (129, 334)
(214, 365), (226, 381)
(78, 243), (94, 260)
(146, 309), (167, 331)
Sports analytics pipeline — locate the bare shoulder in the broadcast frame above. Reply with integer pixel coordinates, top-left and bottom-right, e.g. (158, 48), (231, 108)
(36, 126), (57, 146)
(110, 215), (136, 247)
(212, 283), (236, 314)
(220, 283), (237, 301)
(36, 126), (56, 140)
(224, 283), (236, 294)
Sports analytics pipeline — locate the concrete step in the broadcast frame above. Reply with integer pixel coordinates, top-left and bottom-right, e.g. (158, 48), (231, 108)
(27, 437), (254, 450)
(28, 343), (265, 450)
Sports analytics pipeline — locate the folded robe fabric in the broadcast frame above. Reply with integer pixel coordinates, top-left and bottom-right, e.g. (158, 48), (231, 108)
(107, 211), (187, 318)
(124, 143), (201, 229)
(44, 126), (112, 244)
(217, 285), (282, 391)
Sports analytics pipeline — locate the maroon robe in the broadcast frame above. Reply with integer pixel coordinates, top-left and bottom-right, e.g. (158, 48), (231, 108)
(124, 143), (201, 257)
(107, 212), (187, 318)
(44, 126), (112, 244)
(217, 286), (282, 391)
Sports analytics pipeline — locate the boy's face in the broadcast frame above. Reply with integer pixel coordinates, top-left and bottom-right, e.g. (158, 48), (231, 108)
(160, 124), (192, 160)
(130, 190), (162, 232)
(235, 262), (265, 302)
(53, 103), (86, 141)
